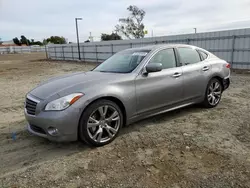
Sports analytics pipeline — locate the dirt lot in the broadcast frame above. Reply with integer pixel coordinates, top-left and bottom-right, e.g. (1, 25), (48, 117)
(0, 53), (250, 188)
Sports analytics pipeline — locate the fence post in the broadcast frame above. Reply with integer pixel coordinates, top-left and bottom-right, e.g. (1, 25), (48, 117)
(82, 45), (85, 62)
(62, 46), (65, 60)
(54, 47), (57, 59)
(95, 45), (98, 63)
(111, 44), (114, 55)
(45, 45), (48, 59)
(71, 46), (74, 60)
(231, 35), (236, 67)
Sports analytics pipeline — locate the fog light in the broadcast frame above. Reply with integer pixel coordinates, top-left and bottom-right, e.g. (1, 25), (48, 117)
(47, 127), (59, 136)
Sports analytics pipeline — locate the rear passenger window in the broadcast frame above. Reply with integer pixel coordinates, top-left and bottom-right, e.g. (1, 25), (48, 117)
(149, 49), (176, 69)
(178, 48), (201, 65)
(198, 50), (208, 60)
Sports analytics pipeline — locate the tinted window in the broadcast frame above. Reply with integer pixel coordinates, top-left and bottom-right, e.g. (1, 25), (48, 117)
(198, 50), (208, 60)
(93, 50), (150, 73)
(149, 49), (176, 69)
(178, 48), (201, 65)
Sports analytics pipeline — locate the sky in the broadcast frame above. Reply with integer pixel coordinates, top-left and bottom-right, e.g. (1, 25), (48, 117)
(1, 0), (250, 42)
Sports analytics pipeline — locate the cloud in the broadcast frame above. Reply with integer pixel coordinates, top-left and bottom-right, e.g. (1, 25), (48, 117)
(1, 0), (250, 42)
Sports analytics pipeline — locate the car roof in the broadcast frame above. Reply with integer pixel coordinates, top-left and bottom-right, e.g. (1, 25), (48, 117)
(125, 44), (198, 51)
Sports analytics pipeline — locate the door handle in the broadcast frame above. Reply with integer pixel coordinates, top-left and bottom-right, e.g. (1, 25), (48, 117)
(202, 66), (209, 71)
(172, 72), (182, 78)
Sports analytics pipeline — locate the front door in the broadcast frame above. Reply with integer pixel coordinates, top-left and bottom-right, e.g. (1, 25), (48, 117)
(135, 48), (184, 115)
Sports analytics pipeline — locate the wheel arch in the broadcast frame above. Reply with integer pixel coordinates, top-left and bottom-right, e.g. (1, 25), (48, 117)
(209, 75), (224, 90)
(77, 96), (127, 139)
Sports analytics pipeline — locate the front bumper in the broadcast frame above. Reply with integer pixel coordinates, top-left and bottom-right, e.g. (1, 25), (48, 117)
(25, 106), (82, 142)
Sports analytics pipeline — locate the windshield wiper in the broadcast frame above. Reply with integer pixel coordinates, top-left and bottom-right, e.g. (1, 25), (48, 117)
(99, 70), (112, 73)
(99, 70), (123, 73)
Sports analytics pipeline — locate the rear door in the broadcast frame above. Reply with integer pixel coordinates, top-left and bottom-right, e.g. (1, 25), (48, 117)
(176, 47), (211, 101)
(135, 48), (184, 114)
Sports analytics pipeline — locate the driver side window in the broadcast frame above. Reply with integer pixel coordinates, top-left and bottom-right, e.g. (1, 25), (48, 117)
(149, 48), (177, 69)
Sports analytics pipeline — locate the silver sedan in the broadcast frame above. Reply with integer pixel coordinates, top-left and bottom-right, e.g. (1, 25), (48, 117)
(24, 44), (230, 146)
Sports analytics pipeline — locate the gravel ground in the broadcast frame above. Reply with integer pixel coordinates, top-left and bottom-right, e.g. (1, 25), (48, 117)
(0, 53), (250, 188)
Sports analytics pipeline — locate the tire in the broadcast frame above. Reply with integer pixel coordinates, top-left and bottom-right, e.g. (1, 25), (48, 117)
(203, 78), (223, 108)
(79, 99), (123, 147)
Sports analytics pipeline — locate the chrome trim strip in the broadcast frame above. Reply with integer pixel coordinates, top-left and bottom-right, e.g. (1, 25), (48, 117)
(26, 94), (40, 104)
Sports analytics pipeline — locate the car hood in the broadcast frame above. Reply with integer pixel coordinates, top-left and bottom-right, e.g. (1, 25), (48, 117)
(29, 71), (122, 100)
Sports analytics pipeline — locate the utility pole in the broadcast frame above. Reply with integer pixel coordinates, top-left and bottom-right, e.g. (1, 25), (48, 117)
(75, 18), (82, 60)
(194, 28), (197, 33)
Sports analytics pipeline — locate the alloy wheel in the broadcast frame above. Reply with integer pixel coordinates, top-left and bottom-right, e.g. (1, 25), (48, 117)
(87, 105), (121, 143)
(207, 81), (222, 106)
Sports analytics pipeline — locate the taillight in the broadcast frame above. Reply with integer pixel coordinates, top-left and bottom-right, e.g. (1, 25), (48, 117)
(226, 63), (231, 68)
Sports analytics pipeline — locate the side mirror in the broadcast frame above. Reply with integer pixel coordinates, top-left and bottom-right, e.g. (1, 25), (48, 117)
(145, 63), (163, 73)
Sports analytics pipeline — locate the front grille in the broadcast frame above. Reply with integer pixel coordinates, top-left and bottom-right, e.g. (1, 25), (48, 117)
(25, 97), (38, 115)
(30, 124), (46, 134)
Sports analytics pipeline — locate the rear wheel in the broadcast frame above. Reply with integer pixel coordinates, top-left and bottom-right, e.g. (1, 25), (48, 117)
(203, 78), (222, 108)
(79, 99), (123, 146)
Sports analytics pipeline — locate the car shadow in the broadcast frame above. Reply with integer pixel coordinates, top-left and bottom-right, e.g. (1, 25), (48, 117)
(119, 104), (203, 136)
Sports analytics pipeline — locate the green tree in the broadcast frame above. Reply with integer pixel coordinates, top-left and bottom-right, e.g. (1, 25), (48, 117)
(115, 5), (146, 39)
(42, 39), (48, 45)
(32, 41), (43, 46)
(12, 36), (43, 46)
(46, 36), (66, 44)
(29, 39), (43, 46)
(0, 38), (2, 45)
(101, 33), (122, 41)
(20, 35), (29, 45)
(13, 37), (21, 46)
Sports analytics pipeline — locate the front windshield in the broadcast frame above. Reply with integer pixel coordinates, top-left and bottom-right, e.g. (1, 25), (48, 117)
(93, 50), (150, 73)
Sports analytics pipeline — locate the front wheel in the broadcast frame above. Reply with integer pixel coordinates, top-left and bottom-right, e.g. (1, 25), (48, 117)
(79, 99), (123, 146)
(203, 78), (223, 108)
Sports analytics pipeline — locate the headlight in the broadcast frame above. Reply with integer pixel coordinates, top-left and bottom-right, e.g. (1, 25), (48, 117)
(45, 93), (84, 111)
